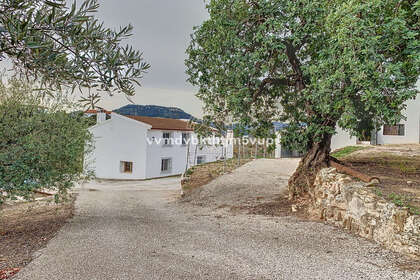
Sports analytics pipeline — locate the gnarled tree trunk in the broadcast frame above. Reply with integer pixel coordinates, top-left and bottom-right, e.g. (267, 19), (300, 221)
(288, 133), (333, 199)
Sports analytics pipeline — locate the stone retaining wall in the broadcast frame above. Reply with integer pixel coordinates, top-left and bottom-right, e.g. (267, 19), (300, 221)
(309, 168), (419, 259)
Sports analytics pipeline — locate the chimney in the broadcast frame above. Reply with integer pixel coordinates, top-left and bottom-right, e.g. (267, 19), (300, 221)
(226, 129), (234, 139)
(96, 108), (107, 124)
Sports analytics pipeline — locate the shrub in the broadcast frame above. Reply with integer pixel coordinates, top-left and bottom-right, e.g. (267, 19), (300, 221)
(0, 80), (93, 204)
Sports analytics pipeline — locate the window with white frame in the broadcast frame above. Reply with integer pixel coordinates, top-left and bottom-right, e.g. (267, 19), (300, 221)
(162, 132), (172, 146)
(182, 133), (189, 145)
(120, 161), (133, 173)
(161, 158), (172, 172)
(196, 155), (206, 164)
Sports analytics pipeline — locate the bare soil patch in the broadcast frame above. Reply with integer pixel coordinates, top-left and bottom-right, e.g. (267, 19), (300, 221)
(0, 196), (75, 279)
(341, 145), (420, 212)
(234, 194), (309, 217)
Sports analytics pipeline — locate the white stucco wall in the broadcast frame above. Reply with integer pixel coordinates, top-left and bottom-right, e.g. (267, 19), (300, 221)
(376, 93), (420, 145)
(331, 127), (358, 151)
(86, 115), (235, 180)
(145, 130), (190, 178)
(274, 131), (282, 158)
(86, 114), (150, 180)
(186, 135), (225, 168)
(144, 131), (229, 178)
(225, 130), (234, 159)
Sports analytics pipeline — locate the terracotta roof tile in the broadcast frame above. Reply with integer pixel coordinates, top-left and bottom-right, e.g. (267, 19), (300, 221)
(125, 115), (194, 131)
(85, 109), (112, 114)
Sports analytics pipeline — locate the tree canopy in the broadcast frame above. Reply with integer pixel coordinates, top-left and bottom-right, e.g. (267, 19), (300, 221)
(0, 79), (92, 204)
(0, 0), (149, 107)
(186, 0), (419, 197)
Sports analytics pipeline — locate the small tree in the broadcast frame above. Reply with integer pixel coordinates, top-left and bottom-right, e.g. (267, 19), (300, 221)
(0, 0), (149, 106)
(0, 80), (93, 204)
(186, 0), (419, 198)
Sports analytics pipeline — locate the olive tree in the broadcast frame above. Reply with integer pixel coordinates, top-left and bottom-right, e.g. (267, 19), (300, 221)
(186, 0), (419, 198)
(0, 79), (92, 204)
(0, 0), (149, 107)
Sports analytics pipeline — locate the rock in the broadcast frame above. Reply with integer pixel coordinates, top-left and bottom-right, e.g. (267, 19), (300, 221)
(308, 167), (420, 259)
(291, 205), (298, 212)
(366, 178), (380, 187)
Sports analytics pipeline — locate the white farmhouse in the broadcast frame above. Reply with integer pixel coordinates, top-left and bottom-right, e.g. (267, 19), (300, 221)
(331, 93), (420, 150)
(85, 111), (233, 180)
(275, 92), (420, 157)
(374, 95), (420, 145)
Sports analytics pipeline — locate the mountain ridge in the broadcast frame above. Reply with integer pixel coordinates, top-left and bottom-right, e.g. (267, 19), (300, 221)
(114, 104), (195, 120)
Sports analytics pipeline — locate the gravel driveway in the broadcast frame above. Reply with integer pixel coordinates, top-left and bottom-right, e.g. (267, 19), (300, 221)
(15, 160), (419, 280)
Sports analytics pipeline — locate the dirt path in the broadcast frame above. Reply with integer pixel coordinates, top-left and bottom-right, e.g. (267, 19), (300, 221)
(14, 161), (419, 279)
(183, 159), (300, 209)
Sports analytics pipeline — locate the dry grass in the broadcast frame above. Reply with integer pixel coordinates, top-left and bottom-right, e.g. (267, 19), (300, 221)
(331, 146), (371, 159)
(342, 146), (420, 213)
(181, 159), (252, 192)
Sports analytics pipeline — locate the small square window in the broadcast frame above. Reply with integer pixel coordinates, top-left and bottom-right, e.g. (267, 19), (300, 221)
(163, 132), (172, 146)
(182, 133), (189, 145)
(120, 161), (133, 173)
(196, 156), (206, 164)
(161, 158), (172, 172)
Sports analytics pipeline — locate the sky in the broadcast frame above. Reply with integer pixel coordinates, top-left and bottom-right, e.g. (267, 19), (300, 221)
(92, 0), (209, 117)
(2, 1), (419, 117)
(0, 1), (209, 117)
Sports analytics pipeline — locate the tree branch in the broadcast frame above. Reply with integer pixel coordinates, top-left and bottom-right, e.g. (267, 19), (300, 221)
(252, 77), (292, 102)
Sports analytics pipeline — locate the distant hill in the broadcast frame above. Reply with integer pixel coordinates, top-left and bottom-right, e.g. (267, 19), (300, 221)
(114, 105), (195, 120)
(113, 105), (288, 133)
(273, 122), (288, 131)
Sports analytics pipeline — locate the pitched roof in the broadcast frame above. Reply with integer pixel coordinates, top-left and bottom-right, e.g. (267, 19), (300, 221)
(125, 115), (194, 131)
(85, 109), (112, 114)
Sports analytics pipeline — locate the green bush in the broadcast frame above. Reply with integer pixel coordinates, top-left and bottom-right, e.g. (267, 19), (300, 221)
(0, 80), (93, 204)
